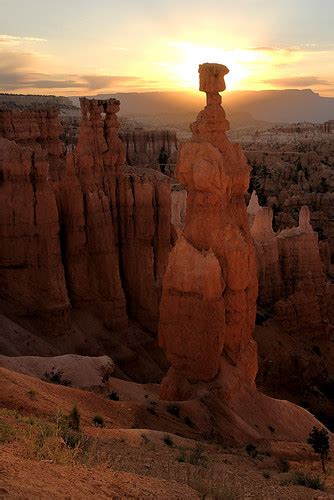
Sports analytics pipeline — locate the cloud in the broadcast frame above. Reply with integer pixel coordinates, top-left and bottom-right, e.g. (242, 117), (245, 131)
(82, 75), (140, 91)
(0, 51), (156, 92)
(247, 46), (300, 53)
(0, 35), (47, 45)
(262, 76), (333, 87)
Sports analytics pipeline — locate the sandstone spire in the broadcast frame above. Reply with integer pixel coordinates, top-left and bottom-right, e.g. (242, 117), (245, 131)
(158, 64), (324, 445)
(57, 98), (128, 331)
(159, 63), (258, 399)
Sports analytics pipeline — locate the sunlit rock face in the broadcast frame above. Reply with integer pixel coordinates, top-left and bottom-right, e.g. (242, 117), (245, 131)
(159, 63), (258, 397)
(57, 98), (128, 331)
(157, 65), (324, 447)
(248, 193), (283, 307)
(275, 206), (330, 336)
(0, 108), (65, 180)
(58, 98), (172, 332)
(119, 129), (178, 169)
(249, 195), (332, 337)
(0, 99), (172, 335)
(0, 138), (71, 334)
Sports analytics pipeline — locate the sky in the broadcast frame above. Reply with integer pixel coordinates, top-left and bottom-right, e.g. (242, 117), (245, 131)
(0, 0), (333, 96)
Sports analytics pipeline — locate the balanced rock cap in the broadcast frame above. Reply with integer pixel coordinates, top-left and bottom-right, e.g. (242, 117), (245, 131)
(199, 63), (230, 93)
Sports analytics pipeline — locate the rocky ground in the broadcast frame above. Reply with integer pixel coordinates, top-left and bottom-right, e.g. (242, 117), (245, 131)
(1, 367), (334, 499)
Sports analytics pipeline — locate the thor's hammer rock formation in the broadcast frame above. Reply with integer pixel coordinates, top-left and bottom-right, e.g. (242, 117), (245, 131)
(158, 63), (324, 444)
(159, 63), (258, 397)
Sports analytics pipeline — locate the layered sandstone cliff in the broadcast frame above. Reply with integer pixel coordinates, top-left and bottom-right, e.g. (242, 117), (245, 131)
(249, 194), (332, 336)
(119, 129), (178, 169)
(0, 138), (70, 333)
(117, 167), (171, 332)
(0, 99), (171, 335)
(56, 98), (128, 330)
(0, 108), (65, 176)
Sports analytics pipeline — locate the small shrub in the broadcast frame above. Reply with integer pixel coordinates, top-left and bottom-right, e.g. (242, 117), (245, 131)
(109, 391), (120, 401)
(0, 420), (15, 443)
(62, 429), (81, 449)
(147, 406), (157, 416)
(68, 406), (80, 431)
(307, 426), (330, 473)
(184, 416), (195, 428)
(43, 368), (71, 386)
(27, 389), (37, 400)
(186, 469), (239, 499)
(178, 449), (186, 462)
(246, 443), (258, 458)
(189, 443), (206, 466)
(163, 435), (173, 447)
(278, 458), (290, 473)
(268, 425), (275, 433)
(54, 410), (82, 449)
(92, 415), (105, 428)
(263, 471), (270, 479)
(141, 433), (149, 444)
(166, 404), (180, 417)
(147, 400), (158, 416)
(283, 471), (325, 491)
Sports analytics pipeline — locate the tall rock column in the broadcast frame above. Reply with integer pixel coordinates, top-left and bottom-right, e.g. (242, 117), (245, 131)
(0, 138), (70, 332)
(159, 63), (258, 400)
(275, 206), (329, 335)
(58, 98), (128, 331)
(248, 192), (283, 307)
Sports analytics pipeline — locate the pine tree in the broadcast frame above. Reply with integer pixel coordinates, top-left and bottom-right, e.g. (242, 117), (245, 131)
(307, 426), (330, 473)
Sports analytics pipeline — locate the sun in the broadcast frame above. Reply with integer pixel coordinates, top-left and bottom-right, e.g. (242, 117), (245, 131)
(166, 43), (254, 91)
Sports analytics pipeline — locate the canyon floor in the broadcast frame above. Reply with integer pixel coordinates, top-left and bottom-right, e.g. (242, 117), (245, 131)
(1, 367), (333, 499)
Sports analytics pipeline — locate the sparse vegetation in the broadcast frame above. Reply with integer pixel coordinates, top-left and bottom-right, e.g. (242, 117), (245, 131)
(108, 391), (120, 401)
(147, 401), (158, 416)
(189, 443), (206, 466)
(245, 443), (258, 458)
(27, 389), (37, 400)
(163, 435), (173, 447)
(68, 405), (80, 431)
(282, 471), (325, 491)
(262, 471), (270, 479)
(166, 403), (180, 417)
(0, 408), (92, 464)
(141, 433), (149, 444)
(307, 426), (330, 473)
(92, 415), (105, 428)
(43, 368), (71, 386)
(268, 425), (275, 433)
(186, 467), (240, 499)
(184, 416), (195, 428)
(278, 458), (290, 473)
(0, 420), (15, 444)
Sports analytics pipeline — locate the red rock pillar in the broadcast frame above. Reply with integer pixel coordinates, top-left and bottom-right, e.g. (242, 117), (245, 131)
(159, 63), (258, 400)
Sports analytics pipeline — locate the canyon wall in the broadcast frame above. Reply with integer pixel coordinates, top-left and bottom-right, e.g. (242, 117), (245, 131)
(0, 138), (70, 334)
(0, 100), (171, 335)
(249, 193), (332, 337)
(119, 129), (178, 170)
(61, 116), (178, 171)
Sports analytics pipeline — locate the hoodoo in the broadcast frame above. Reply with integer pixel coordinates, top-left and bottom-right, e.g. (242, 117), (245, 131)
(159, 63), (258, 398)
(158, 64), (324, 444)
